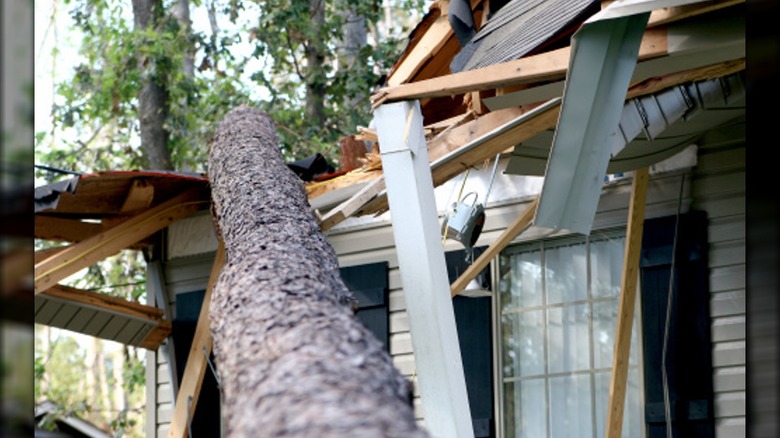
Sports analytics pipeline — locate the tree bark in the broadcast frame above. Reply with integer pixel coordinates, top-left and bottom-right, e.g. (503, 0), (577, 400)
(208, 106), (427, 437)
(305, 0), (327, 128)
(132, 0), (173, 170)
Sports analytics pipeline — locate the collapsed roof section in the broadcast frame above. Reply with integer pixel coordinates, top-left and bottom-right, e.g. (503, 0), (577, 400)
(307, 0), (745, 231)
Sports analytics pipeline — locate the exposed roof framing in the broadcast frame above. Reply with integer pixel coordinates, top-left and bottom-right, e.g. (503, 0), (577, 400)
(34, 171), (210, 349)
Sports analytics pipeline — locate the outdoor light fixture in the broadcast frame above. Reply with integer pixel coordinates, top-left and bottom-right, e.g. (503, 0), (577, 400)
(441, 154), (501, 254)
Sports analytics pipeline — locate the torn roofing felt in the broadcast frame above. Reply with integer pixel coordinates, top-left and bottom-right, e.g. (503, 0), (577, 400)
(35, 176), (79, 213)
(450, 0), (599, 73)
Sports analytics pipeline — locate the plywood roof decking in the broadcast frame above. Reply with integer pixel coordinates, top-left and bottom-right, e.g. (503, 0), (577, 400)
(36, 170), (210, 219)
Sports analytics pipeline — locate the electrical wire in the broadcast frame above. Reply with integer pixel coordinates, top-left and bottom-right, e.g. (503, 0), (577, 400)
(661, 173), (686, 438)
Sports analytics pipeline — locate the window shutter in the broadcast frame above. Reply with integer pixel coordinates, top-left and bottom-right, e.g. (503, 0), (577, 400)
(446, 248), (495, 438)
(640, 211), (714, 437)
(339, 262), (390, 352)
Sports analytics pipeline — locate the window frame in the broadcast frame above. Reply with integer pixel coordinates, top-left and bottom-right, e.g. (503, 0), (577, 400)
(492, 227), (646, 438)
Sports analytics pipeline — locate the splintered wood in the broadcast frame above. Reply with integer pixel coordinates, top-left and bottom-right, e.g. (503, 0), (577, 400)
(206, 106), (427, 437)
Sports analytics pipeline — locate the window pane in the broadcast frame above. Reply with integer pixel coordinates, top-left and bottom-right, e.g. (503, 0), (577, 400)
(504, 379), (546, 438)
(594, 369), (642, 438)
(500, 249), (542, 310)
(591, 237), (625, 298)
(548, 304), (590, 373)
(545, 243), (588, 304)
(502, 310), (545, 377)
(592, 300), (639, 370)
(549, 374), (593, 438)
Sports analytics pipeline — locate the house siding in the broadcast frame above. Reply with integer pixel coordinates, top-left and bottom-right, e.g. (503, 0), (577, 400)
(152, 121), (745, 437)
(691, 121), (747, 438)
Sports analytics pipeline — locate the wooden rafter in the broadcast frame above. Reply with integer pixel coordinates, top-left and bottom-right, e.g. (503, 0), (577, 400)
(35, 187), (207, 294)
(387, 1), (453, 86)
(371, 28), (669, 107)
(167, 241), (225, 438)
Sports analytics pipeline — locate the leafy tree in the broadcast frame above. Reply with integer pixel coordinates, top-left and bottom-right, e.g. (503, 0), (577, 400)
(36, 0), (426, 177)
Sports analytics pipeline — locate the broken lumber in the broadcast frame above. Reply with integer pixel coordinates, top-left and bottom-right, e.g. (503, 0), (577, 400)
(34, 187), (206, 294)
(207, 106), (426, 437)
(605, 167), (649, 438)
(371, 27), (667, 107)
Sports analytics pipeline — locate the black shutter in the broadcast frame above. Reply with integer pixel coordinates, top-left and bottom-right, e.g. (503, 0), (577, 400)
(172, 290), (221, 438)
(339, 262), (390, 352)
(446, 247), (495, 438)
(640, 211), (715, 437)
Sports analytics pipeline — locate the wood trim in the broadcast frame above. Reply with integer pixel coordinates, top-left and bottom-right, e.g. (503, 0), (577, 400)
(167, 241), (225, 438)
(139, 321), (173, 350)
(451, 197), (538, 296)
(319, 177), (387, 232)
(35, 187), (207, 294)
(372, 28), (667, 107)
(626, 58), (745, 99)
(42, 283), (165, 320)
(605, 167), (649, 438)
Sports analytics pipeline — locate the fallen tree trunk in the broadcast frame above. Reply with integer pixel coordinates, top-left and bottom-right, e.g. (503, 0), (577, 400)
(208, 106), (427, 437)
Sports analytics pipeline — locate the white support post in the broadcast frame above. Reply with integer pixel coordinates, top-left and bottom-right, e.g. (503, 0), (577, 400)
(375, 101), (474, 438)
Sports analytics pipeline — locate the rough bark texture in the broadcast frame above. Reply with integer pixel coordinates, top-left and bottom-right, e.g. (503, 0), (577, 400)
(132, 0), (173, 170)
(208, 106), (427, 437)
(305, 0), (327, 127)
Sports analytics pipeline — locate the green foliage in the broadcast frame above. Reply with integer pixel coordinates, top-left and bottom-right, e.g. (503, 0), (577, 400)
(37, 0), (425, 175)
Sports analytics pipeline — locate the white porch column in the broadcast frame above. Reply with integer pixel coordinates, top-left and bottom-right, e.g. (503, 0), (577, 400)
(374, 101), (474, 438)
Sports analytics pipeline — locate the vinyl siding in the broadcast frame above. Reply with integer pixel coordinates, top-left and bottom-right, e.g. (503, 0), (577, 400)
(152, 122), (745, 437)
(691, 121), (747, 438)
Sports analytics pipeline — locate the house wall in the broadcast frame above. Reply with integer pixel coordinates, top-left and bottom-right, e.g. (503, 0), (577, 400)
(149, 120), (745, 437)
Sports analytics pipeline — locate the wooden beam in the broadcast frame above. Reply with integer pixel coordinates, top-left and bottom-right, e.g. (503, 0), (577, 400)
(35, 187), (206, 294)
(647, 0), (743, 28)
(605, 167), (649, 438)
(387, 2), (453, 86)
(35, 216), (103, 243)
(626, 58), (745, 100)
(372, 28), (667, 107)
(451, 197), (538, 296)
(167, 241), (225, 438)
(428, 105), (530, 163)
(120, 179), (155, 213)
(319, 177), (387, 232)
(35, 246), (67, 265)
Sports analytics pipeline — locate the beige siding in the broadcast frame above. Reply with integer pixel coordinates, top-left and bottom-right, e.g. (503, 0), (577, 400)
(691, 120), (747, 437)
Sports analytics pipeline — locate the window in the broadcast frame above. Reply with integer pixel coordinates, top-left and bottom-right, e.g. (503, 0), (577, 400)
(497, 231), (643, 438)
